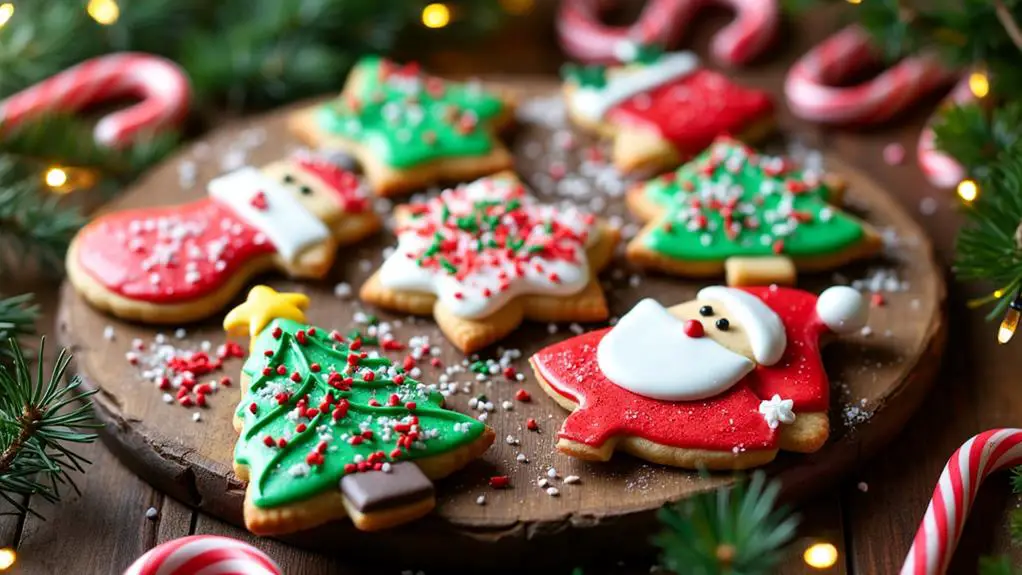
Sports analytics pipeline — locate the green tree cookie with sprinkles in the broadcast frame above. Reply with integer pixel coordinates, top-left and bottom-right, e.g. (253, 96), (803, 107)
(223, 285), (494, 535)
(625, 137), (882, 286)
(288, 55), (516, 198)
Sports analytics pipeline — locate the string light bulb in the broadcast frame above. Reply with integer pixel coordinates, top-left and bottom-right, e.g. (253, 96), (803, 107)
(0, 3), (13, 28)
(846, 0), (862, 4)
(998, 291), (1022, 344)
(421, 3), (450, 28)
(0, 548), (16, 571)
(957, 179), (979, 203)
(45, 167), (68, 188)
(87, 0), (120, 25)
(969, 71), (990, 98)
(803, 542), (839, 569)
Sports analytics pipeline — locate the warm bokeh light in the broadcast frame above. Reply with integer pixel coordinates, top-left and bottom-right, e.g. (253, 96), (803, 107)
(500, 0), (534, 15)
(846, 0), (862, 4)
(803, 542), (839, 569)
(995, 289), (1005, 298)
(87, 0), (120, 25)
(1001, 306), (1020, 344)
(957, 179), (979, 203)
(421, 3), (450, 28)
(45, 167), (68, 188)
(0, 548), (16, 571)
(0, 3), (14, 28)
(969, 71), (990, 98)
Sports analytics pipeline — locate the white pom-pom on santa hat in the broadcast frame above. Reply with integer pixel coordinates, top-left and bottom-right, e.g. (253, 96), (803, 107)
(816, 286), (869, 334)
(697, 286), (786, 366)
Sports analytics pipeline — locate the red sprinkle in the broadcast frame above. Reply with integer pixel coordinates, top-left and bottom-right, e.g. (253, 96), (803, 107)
(871, 293), (885, 307)
(271, 327), (282, 339)
(526, 418), (539, 431)
(248, 403), (258, 414)
(296, 423), (307, 433)
(277, 438), (288, 448)
(515, 389), (531, 402)
(405, 402), (417, 411)
(263, 435), (275, 447)
(489, 475), (510, 489)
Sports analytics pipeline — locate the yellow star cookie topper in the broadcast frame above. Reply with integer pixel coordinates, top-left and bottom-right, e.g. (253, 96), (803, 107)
(224, 285), (310, 338)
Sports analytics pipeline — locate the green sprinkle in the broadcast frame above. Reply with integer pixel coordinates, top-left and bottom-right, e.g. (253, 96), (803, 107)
(440, 259), (458, 274)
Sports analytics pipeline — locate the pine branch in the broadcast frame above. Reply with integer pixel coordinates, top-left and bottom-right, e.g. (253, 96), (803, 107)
(0, 337), (99, 518)
(0, 294), (39, 362)
(654, 472), (799, 575)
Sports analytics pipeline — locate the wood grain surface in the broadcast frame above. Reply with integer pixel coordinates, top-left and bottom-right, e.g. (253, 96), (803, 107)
(2, 3), (1019, 574)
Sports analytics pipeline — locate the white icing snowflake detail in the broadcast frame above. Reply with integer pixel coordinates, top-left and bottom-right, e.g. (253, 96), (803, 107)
(758, 394), (796, 429)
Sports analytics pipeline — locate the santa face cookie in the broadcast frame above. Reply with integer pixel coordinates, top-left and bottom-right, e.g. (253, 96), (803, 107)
(562, 45), (774, 175)
(224, 286), (495, 535)
(626, 137), (882, 286)
(360, 173), (620, 354)
(67, 154), (380, 324)
(289, 56), (516, 197)
(529, 285), (869, 470)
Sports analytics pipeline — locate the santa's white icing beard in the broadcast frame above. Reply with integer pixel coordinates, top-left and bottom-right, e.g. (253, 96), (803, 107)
(596, 299), (755, 401)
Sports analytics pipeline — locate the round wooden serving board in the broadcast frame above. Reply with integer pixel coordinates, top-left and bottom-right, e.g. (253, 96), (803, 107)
(58, 80), (946, 569)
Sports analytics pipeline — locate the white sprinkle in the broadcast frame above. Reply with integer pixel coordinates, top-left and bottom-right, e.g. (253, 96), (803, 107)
(145, 507), (158, 520)
(860, 326), (873, 337)
(563, 475), (580, 484)
(538, 478), (550, 488)
(857, 481), (869, 492)
(103, 326), (116, 341)
(546, 467), (558, 479)
(381, 462), (392, 473)
(546, 487), (560, 497)
(162, 393), (174, 404)
(475, 495), (486, 505)
(505, 435), (519, 445)
(174, 328), (187, 339)
(334, 282), (352, 298)
(516, 453), (528, 463)
(192, 412), (202, 422)
(501, 400), (514, 411)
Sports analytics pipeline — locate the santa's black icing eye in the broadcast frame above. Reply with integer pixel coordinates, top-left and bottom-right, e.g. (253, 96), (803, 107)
(300, 185), (313, 195)
(283, 174), (295, 184)
(715, 318), (730, 331)
(699, 305), (714, 317)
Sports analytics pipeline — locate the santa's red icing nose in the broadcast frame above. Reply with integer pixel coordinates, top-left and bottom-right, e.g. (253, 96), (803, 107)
(683, 319), (704, 338)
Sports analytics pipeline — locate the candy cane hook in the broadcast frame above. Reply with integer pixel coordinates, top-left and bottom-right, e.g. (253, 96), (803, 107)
(124, 535), (282, 575)
(901, 429), (1022, 575)
(0, 52), (190, 148)
(785, 25), (956, 125)
(917, 74), (973, 188)
(557, 0), (779, 66)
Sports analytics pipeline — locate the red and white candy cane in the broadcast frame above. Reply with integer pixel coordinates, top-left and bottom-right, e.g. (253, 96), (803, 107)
(785, 25), (956, 125)
(0, 52), (189, 148)
(901, 428), (1022, 575)
(917, 74), (973, 188)
(124, 535), (282, 575)
(557, 0), (779, 66)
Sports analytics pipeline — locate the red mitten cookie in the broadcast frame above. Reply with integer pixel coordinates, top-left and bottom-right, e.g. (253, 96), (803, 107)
(563, 45), (774, 174)
(67, 154), (380, 324)
(530, 285), (868, 470)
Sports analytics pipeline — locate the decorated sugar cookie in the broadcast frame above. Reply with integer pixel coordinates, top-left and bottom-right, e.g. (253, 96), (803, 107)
(289, 56), (516, 197)
(360, 173), (620, 354)
(562, 44), (774, 174)
(67, 154), (380, 324)
(530, 285), (869, 470)
(224, 286), (495, 534)
(625, 137), (882, 285)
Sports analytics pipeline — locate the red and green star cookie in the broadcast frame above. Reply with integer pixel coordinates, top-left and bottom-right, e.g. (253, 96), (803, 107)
(289, 56), (516, 197)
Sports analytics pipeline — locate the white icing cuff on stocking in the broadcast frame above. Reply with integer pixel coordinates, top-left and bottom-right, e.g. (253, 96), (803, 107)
(208, 167), (330, 264)
(568, 51), (700, 122)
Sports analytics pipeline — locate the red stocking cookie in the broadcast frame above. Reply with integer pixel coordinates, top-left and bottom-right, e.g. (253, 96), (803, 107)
(67, 154), (380, 324)
(562, 45), (774, 174)
(529, 285), (868, 469)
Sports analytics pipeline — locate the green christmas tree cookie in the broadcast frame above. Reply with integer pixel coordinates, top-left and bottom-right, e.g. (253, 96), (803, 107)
(625, 137), (882, 286)
(223, 286), (494, 535)
(288, 55), (516, 197)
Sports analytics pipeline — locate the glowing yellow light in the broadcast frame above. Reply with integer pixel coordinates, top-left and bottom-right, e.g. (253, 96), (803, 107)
(995, 289), (1005, 298)
(0, 548), (16, 571)
(957, 179), (979, 203)
(846, 0), (862, 4)
(421, 3), (450, 28)
(500, 0), (534, 15)
(969, 72), (990, 98)
(87, 0), (120, 25)
(803, 542), (839, 569)
(45, 167), (68, 188)
(0, 3), (14, 28)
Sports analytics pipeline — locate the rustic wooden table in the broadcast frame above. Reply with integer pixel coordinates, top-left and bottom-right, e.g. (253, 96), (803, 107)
(3, 4), (1019, 574)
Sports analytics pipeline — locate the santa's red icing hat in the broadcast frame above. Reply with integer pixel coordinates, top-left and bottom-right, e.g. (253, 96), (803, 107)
(291, 152), (368, 212)
(696, 285), (869, 404)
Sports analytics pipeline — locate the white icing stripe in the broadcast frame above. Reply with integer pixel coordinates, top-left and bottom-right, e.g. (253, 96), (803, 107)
(568, 51), (700, 122)
(697, 286), (786, 366)
(596, 299), (753, 401)
(208, 167), (330, 264)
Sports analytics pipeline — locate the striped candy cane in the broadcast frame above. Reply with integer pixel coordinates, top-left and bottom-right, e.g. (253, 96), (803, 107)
(0, 52), (190, 148)
(917, 74), (973, 188)
(124, 535), (282, 575)
(557, 0), (779, 66)
(785, 25), (956, 125)
(901, 429), (1022, 575)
